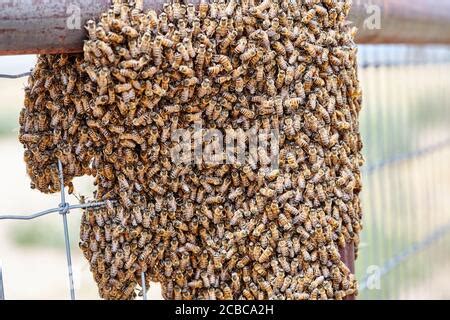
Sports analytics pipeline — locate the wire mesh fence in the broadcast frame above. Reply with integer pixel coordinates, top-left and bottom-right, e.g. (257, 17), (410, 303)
(0, 45), (450, 300)
(357, 45), (450, 299)
(0, 160), (116, 300)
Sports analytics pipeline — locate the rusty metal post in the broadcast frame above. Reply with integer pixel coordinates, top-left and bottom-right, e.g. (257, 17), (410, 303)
(339, 243), (355, 300)
(2, 0), (450, 55)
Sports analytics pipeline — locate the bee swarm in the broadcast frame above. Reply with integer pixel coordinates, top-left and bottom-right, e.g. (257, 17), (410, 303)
(19, 0), (363, 300)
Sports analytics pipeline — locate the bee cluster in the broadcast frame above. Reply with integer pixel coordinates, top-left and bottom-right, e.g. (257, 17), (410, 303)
(19, 0), (363, 300)
(19, 54), (93, 193)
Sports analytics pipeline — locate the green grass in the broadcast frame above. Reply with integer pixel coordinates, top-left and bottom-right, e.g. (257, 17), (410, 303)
(0, 107), (20, 136)
(9, 214), (81, 249)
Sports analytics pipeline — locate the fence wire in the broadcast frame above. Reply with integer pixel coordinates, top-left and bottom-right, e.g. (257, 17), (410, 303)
(357, 45), (450, 299)
(0, 160), (147, 300)
(1, 45), (450, 300)
(0, 261), (4, 300)
(0, 72), (31, 79)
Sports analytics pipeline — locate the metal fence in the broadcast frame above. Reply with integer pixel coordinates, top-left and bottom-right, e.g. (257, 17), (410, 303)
(0, 159), (110, 300)
(1, 45), (450, 299)
(0, 155), (149, 300)
(357, 45), (450, 299)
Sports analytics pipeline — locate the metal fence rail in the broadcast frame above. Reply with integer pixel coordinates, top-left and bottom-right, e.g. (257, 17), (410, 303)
(3, 0), (450, 55)
(357, 45), (450, 299)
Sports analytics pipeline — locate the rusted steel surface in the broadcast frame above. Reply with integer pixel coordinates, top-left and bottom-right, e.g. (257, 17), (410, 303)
(1, 0), (450, 55)
(0, 0), (174, 55)
(0, 0), (109, 55)
(351, 0), (450, 44)
(339, 242), (355, 300)
(340, 242), (355, 275)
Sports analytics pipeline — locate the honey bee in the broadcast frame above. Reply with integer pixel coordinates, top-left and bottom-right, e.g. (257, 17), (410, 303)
(315, 184), (326, 202)
(85, 20), (99, 41)
(259, 279), (273, 298)
(258, 246), (273, 263)
(278, 213), (292, 231)
(94, 40), (114, 63)
(285, 152), (298, 169)
(214, 55), (232, 72)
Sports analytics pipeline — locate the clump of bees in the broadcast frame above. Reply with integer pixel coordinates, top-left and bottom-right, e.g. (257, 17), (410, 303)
(19, 0), (363, 300)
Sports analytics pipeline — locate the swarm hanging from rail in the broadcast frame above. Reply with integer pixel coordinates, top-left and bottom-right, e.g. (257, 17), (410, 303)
(19, 0), (363, 300)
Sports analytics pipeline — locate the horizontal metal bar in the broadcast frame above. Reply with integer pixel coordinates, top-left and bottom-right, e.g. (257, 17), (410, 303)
(359, 60), (442, 69)
(351, 0), (450, 45)
(2, 0), (450, 55)
(0, 201), (109, 221)
(359, 221), (450, 291)
(363, 138), (450, 175)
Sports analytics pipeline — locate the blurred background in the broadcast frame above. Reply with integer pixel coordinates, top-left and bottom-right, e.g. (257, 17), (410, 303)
(0, 44), (450, 299)
(357, 45), (450, 299)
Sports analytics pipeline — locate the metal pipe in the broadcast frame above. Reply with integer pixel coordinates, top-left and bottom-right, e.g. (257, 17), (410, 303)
(1, 0), (450, 55)
(350, 0), (450, 44)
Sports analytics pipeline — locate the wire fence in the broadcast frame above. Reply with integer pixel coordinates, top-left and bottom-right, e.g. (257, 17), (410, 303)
(0, 160), (119, 300)
(0, 161), (150, 300)
(0, 260), (4, 300)
(1, 45), (450, 300)
(0, 72), (31, 79)
(357, 45), (450, 299)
